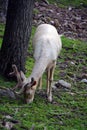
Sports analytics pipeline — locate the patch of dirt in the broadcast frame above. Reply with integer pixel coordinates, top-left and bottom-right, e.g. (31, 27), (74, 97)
(33, 1), (87, 41)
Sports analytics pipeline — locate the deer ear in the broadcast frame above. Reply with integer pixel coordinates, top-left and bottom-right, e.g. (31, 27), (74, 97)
(31, 77), (37, 87)
(31, 77), (34, 83)
(32, 81), (37, 86)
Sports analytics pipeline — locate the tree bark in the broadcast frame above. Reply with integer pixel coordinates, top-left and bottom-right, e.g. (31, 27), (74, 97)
(0, 0), (8, 23)
(0, 0), (35, 78)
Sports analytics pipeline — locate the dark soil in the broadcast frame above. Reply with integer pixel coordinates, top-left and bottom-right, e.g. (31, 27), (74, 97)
(33, 1), (87, 41)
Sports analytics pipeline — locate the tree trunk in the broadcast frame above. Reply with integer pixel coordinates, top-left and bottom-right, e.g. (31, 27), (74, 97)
(0, 0), (8, 23)
(0, 0), (35, 78)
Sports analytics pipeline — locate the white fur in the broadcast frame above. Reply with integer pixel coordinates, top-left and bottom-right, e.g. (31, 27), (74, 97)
(27, 24), (62, 102)
(29, 24), (62, 80)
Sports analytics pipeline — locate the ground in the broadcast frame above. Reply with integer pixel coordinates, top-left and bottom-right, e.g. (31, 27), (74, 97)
(33, 1), (87, 41)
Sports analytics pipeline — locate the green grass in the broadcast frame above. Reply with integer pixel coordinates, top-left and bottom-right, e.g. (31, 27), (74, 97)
(0, 23), (4, 47)
(45, 0), (87, 7)
(0, 24), (87, 129)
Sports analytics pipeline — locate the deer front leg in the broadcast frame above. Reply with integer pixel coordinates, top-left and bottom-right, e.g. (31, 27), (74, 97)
(50, 63), (56, 85)
(47, 62), (56, 102)
(46, 68), (53, 102)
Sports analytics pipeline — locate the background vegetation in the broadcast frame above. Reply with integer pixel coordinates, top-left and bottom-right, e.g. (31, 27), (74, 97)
(46, 0), (87, 7)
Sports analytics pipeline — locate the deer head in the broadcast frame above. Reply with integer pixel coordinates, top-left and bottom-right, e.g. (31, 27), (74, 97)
(9, 64), (37, 103)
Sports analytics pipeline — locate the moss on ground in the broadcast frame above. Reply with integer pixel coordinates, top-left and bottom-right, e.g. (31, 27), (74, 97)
(0, 23), (87, 129)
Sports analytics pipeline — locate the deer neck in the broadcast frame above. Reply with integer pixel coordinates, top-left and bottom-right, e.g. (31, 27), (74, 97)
(29, 57), (48, 82)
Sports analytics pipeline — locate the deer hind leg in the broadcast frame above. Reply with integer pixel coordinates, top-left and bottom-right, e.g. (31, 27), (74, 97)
(46, 68), (50, 96)
(47, 62), (56, 102)
(38, 77), (42, 90)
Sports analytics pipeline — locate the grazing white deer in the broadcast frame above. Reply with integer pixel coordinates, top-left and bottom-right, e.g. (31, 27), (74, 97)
(10, 24), (62, 104)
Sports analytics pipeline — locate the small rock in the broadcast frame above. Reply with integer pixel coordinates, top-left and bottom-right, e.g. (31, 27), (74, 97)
(5, 115), (13, 119)
(81, 79), (87, 83)
(81, 73), (87, 78)
(70, 61), (75, 65)
(68, 92), (75, 96)
(57, 80), (71, 89)
(50, 20), (55, 24)
(49, 9), (54, 13)
(43, 0), (49, 5)
(68, 6), (72, 11)
(0, 88), (16, 99)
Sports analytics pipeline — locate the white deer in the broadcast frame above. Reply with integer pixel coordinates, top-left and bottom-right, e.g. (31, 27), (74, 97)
(10, 24), (62, 104)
